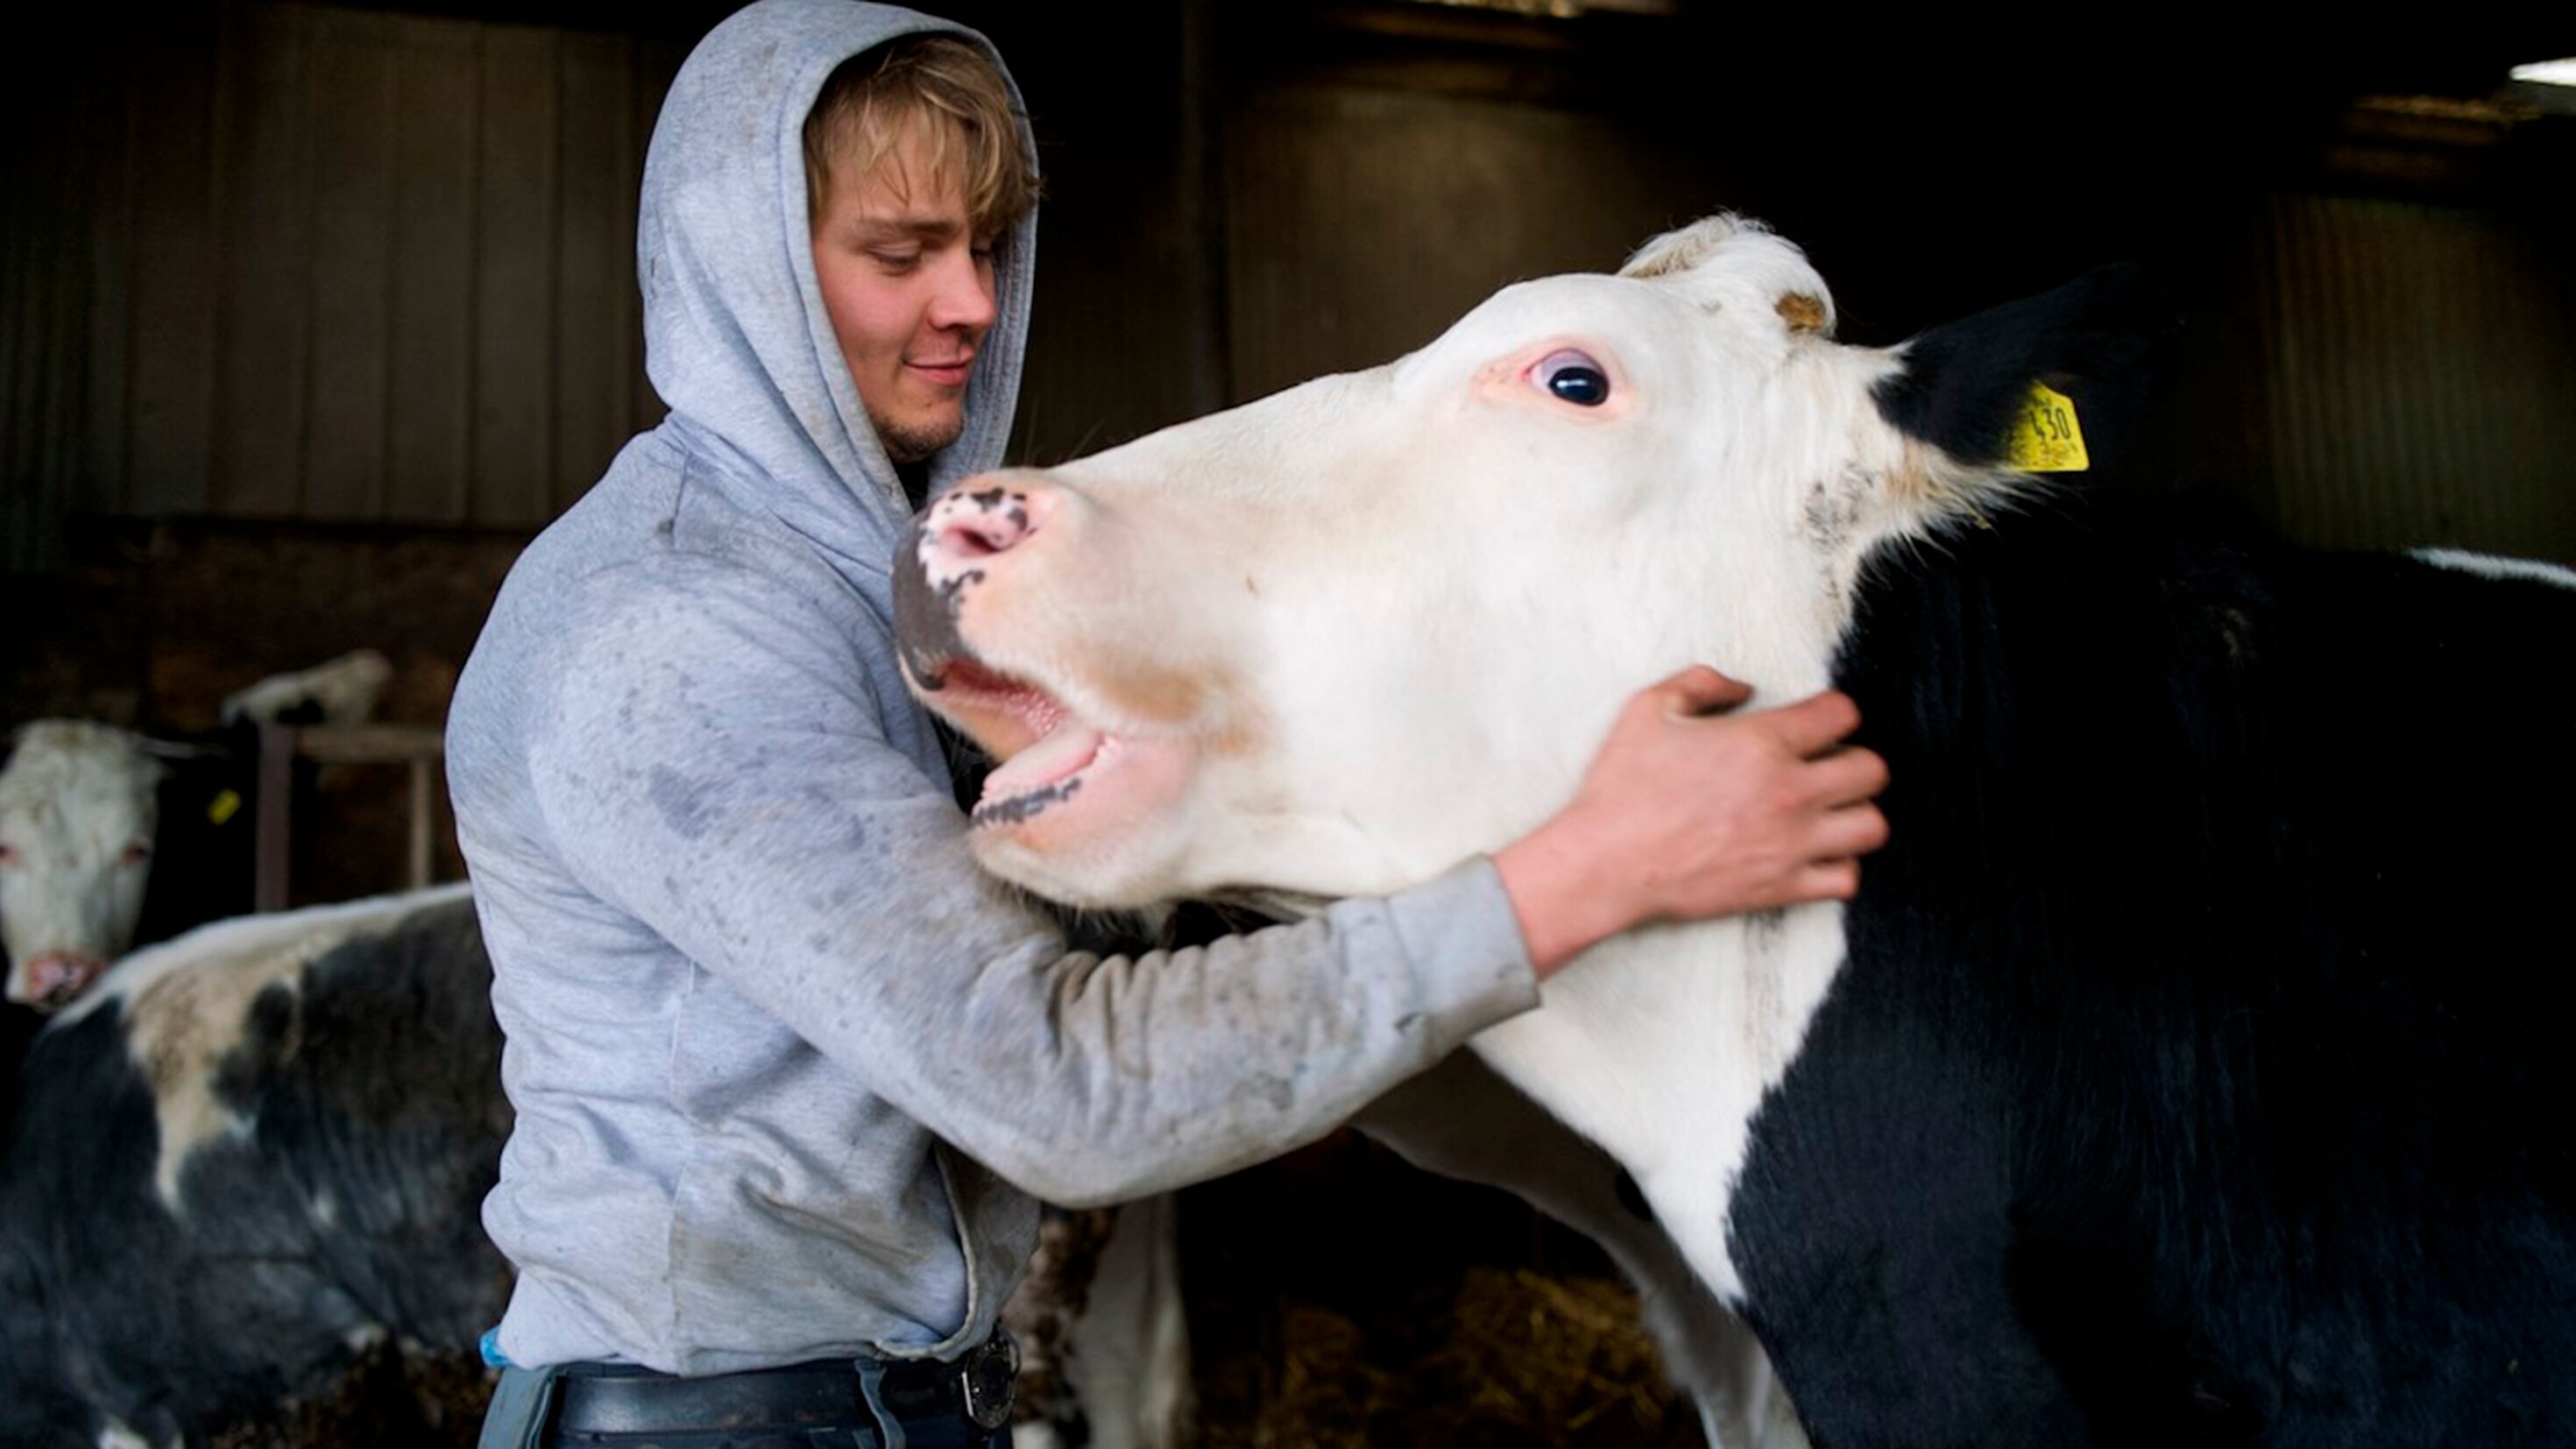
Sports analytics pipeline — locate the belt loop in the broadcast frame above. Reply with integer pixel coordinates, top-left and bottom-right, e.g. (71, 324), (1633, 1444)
(855, 1356), (909, 1449)
(476, 1363), (562, 1449)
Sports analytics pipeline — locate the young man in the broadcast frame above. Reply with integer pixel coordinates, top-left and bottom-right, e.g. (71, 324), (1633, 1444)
(453, 4), (1887, 1445)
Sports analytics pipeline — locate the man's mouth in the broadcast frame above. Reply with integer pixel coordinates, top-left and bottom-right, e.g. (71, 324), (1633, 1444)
(908, 353), (977, 388)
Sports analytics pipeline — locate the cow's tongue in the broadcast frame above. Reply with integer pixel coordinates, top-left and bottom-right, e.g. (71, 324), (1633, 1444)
(981, 719), (1106, 803)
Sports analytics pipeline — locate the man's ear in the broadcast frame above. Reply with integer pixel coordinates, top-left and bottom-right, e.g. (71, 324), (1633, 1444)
(1871, 263), (2175, 470)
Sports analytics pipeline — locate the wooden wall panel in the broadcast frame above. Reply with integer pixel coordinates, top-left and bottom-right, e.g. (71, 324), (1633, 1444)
(44, 2), (671, 532)
(79, 53), (136, 526)
(383, 18), (478, 523)
(124, 4), (223, 516)
(1224, 83), (1720, 405)
(473, 25), (562, 529)
(2257, 193), (2576, 559)
(210, 0), (315, 517)
(0, 49), (103, 574)
(553, 30), (639, 515)
(302, 7), (400, 520)
(23, 2), (2567, 569)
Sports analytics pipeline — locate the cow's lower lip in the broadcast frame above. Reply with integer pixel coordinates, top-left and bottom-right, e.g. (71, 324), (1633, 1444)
(974, 722), (1114, 827)
(924, 658), (1124, 830)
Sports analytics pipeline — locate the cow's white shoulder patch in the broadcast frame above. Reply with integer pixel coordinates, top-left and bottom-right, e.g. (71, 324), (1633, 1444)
(1467, 901), (1848, 1305)
(55, 882), (473, 1209)
(2410, 547), (2576, 591)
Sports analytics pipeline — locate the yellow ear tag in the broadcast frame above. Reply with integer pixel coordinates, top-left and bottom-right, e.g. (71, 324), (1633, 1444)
(2005, 382), (2090, 473)
(207, 788), (243, 826)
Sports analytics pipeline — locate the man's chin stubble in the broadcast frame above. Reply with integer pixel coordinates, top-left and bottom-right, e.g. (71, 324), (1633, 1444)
(873, 412), (964, 466)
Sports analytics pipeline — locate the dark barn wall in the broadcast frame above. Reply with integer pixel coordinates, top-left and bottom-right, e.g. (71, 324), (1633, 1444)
(4, 0), (2572, 829)
(57, 3), (680, 530)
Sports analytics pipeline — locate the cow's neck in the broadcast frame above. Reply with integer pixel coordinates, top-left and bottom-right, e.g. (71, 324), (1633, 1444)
(1468, 898), (1847, 1304)
(1447, 593), (1860, 1300)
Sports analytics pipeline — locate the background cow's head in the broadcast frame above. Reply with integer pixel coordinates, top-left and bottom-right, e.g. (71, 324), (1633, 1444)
(898, 215), (2155, 911)
(0, 722), (164, 1009)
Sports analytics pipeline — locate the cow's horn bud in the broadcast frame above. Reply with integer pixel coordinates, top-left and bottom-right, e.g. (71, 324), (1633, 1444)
(1776, 293), (1829, 336)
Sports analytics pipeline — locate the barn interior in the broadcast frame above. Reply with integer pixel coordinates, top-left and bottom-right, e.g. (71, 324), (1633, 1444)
(3, 2), (2571, 1444)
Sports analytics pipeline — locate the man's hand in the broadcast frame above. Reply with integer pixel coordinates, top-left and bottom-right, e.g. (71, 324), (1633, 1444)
(1493, 666), (1889, 979)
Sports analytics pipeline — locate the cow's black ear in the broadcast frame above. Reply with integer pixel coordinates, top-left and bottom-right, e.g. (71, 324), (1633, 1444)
(1872, 263), (2175, 470)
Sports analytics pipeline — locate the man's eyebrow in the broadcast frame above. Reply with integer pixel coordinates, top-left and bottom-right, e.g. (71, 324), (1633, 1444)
(853, 215), (965, 243)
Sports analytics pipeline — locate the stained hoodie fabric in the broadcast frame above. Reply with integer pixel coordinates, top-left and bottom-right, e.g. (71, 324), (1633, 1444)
(446, 0), (1538, 1375)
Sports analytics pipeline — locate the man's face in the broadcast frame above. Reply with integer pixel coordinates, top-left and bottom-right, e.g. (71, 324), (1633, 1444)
(810, 128), (999, 464)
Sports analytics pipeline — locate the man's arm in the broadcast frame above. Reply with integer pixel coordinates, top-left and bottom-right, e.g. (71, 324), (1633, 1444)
(523, 564), (1880, 1206)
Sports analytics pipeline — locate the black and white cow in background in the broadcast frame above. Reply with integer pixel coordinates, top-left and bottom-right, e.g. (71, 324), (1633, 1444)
(3, 653), (1186, 1446)
(895, 213), (2576, 1446)
(0, 651), (393, 1011)
(0, 876), (1186, 1449)
(0, 885), (510, 1449)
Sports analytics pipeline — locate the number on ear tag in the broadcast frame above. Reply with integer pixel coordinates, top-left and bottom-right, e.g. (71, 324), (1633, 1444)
(2006, 382), (2090, 473)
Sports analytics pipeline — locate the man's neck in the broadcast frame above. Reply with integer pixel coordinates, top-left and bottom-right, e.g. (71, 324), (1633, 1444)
(895, 458), (932, 512)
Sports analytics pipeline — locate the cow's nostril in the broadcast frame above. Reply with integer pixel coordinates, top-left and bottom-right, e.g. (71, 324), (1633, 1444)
(931, 492), (1045, 564)
(25, 954), (105, 1010)
(946, 522), (1009, 558)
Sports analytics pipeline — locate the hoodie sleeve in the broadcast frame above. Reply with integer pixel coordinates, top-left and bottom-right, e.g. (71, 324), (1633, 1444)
(522, 555), (1539, 1208)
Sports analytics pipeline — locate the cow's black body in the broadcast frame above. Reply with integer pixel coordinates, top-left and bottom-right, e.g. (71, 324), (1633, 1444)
(1729, 503), (2576, 1448)
(0, 895), (508, 1447)
(129, 726), (265, 952)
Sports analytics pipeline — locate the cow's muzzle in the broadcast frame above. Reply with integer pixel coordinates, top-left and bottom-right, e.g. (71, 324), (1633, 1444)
(11, 952), (108, 1012)
(895, 483), (1057, 692)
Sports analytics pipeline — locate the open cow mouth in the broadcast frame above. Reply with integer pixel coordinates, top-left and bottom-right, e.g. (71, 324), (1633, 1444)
(924, 658), (1120, 830)
(891, 504), (1190, 855)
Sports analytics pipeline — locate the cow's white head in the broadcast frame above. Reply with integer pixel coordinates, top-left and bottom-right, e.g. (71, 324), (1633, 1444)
(0, 721), (164, 1010)
(897, 215), (2125, 910)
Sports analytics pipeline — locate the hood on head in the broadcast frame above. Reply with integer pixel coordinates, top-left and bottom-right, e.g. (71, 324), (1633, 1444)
(640, 0), (1039, 578)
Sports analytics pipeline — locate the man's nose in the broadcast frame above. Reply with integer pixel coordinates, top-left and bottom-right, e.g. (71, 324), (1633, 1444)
(929, 249), (998, 334)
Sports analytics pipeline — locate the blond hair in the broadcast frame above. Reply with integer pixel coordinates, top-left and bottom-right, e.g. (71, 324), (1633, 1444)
(803, 34), (1037, 236)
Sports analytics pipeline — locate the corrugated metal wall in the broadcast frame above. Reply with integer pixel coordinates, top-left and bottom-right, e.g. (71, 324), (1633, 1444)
(0, 46), (99, 575)
(1223, 82), (1723, 400)
(6, 2), (2571, 569)
(61, 3), (682, 532)
(2255, 191), (2576, 558)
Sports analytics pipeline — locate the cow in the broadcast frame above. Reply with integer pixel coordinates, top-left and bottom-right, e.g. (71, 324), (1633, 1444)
(0, 877), (1183, 1449)
(1, 651), (394, 1011)
(0, 883), (510, 1449)
(1004, 1195), (1193, 1449)
(893, 213), (2576, 1447)
(0, 722), (167, 1011)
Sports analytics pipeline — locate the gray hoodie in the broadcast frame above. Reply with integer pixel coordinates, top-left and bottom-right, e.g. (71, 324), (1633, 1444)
(447, 0), (1537, 1375)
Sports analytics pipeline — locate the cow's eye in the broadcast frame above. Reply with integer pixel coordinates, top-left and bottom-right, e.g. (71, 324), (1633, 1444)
(0, 843), (17, 867)
(1532, 350), (1610, 406)
(121, 840), (153, 866)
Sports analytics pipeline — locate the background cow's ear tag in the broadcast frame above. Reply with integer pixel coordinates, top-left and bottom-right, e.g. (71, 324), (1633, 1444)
(207, 788), (243, 826)
(2006, 383), (2090, 472)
